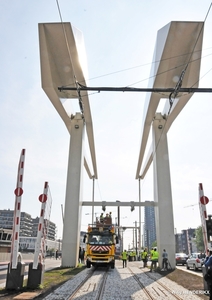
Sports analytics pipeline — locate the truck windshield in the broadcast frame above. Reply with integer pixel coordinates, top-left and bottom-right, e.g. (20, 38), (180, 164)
(88, 234), (113, 245)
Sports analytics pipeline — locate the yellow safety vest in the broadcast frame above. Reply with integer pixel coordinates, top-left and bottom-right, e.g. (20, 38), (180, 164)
(152, 251), (159, 261)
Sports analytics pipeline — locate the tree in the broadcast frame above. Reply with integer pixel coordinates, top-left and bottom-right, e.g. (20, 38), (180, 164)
(151, 240), (157, 248)
(195, 226), (204, 252)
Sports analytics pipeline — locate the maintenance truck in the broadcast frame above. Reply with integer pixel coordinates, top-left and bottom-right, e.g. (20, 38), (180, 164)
(83, 213), (118, 269)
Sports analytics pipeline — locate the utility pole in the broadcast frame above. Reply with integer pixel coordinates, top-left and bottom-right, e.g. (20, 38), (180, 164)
(61, 204), (64, 223)
(92, 176), (95, 224)
(138, 177), (141, 252)
(132, 228), (135, 250)
(135, 221), (138, 256)
(116, 200), (120, 240)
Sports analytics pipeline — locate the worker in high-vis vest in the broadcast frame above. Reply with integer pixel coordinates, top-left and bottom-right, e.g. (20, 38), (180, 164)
(142, 248), (148, 268)
(150, 248), (159, 272)
(132, 251), (136, 261)
(122, 250), (128, 268)
(100, 213), (104, 223)
(150, 247), (154, 259)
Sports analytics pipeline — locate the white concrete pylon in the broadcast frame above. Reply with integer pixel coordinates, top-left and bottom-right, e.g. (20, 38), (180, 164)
(152, 113), (175, 268)
(136, 21), (204, 270)
(62, 113), (84, 267)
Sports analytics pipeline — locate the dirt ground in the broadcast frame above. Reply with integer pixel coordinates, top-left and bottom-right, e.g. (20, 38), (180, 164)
(0, 267), (209, 299)
(158, 268), (209, 300)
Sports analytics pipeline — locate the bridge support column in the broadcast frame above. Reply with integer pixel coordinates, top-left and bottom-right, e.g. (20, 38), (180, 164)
(152, 113), (175, 269)
(62, 113), (84, 267)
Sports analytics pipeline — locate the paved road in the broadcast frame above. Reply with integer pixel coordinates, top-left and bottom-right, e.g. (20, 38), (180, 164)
(0, 257), (61, 288)
(176, 265), (203, 277)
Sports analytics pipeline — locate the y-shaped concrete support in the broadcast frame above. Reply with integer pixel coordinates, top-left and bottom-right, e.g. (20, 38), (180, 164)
(152, 113), (175, 269)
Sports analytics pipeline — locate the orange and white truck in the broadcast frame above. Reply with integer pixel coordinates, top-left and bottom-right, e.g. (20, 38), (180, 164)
(83, 214), (118, 269)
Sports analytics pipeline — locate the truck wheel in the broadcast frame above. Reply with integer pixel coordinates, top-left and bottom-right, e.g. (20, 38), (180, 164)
(111, 262), (115, 269)
(86, 260), (91, 268)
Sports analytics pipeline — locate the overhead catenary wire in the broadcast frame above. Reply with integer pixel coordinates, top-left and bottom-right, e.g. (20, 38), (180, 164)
(85, 48), (210, 84)
(59, 49), (212, 91)
(58, 51), (212, 99)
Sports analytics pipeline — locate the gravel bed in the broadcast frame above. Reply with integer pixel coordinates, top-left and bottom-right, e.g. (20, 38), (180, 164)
(43, 268), (91, 300)
(43, 261), (204, 300)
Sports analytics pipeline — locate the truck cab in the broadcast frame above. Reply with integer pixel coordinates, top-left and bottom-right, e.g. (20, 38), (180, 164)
(83, 214), (118, 269)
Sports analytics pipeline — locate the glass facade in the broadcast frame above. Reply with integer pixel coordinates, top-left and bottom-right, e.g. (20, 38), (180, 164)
(144, 204), (156, 250)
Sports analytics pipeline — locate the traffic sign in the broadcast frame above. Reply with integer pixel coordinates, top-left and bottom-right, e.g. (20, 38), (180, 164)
(39, 194), (47, 203)
(200, 196), (209, 205)
(14, 187), (23, 197)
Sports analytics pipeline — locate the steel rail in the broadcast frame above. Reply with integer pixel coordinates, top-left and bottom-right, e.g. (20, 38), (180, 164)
(68, 266), (109, 300)
(130, 266), (187, 300)
(68, 268), (96, 300)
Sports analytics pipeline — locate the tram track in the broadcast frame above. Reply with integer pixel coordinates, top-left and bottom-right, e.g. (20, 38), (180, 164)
(128, 266), (185, 300)
(68, 266), (109, 300)
(42, 261), (203, 299)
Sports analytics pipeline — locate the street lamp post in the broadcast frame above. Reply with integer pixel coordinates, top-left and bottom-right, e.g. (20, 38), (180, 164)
(138, 177), (142, 252)
(135, 221), (138, 256)
(92, 176), (95, 224)
(132, 228), (134, 250)
(116, 200), (120, 240)
(120, 227), (126, 254)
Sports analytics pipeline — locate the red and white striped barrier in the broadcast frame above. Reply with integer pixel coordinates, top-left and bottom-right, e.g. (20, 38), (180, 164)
(199, 183), (210, 254)
(33, 182), (49, 269)
(186, 230), (191, 256)
(10, 149), (26, 269)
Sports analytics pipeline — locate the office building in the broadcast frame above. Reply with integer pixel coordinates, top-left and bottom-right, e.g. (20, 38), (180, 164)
(175, 228), (197, 254)
(0, 209), (56, 241)
(143, 203), (156, 250)
(32, 217), (56, 240)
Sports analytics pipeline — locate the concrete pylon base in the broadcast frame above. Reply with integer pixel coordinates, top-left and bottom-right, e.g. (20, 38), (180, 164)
(6, 262), (25, 290)
(27, 262), (44, 289)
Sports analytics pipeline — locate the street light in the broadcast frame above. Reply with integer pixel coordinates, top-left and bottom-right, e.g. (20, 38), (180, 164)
(116, 200), (120, 239)
(119, 227), (126, 254)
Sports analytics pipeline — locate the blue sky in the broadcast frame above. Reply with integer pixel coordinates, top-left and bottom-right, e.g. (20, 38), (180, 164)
(0, 1), (212, 249)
